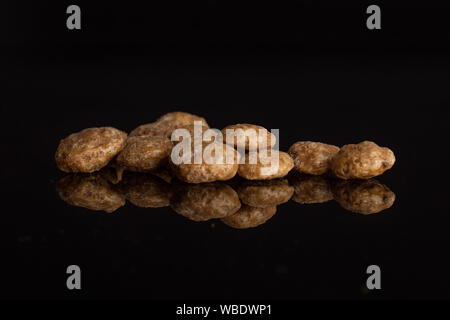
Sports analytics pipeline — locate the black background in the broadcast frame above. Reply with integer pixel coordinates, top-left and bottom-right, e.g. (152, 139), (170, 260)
(1, 1), (449, 300)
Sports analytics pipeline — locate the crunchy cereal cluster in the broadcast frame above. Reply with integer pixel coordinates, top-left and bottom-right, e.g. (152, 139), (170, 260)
(55, 111), (396, 220)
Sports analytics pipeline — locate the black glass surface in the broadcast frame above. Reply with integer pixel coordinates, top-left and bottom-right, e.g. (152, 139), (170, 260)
(2, 1), (449, 300)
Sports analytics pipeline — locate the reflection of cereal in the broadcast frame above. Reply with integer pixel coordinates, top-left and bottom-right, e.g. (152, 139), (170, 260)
(170, 182), (241, 221)
(116, 136), (173, 172)
(117, 172), (171, 208)
(55, 127), (127, 173)
(169, 142), (239, 183)
(332, 179), (395, 214)
(56, 174), (125, 213)
(129, 112), (209, 138)
(99, 163), (125, 185)
(238, 151), (294, 180)
(221, 123), (276, 151)
(148, 166), (173, 184)
(288, 141), (339, 175)
(288, 173), (333, 204)
(331, 141), (395, 179)
(235, 178), (294, 207)
(221, 205), (277, 229)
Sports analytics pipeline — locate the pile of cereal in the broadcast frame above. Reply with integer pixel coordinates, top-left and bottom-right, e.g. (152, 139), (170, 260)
(55, 111), (396, 220)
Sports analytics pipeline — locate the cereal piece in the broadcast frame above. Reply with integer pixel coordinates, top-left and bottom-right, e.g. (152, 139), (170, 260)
(288, 173), (334, 204)
(55, 127), (127, 173)
(288, 141), (339, 175)
(129, 112), (209, 138)
(237, 150), (294, 180)
(117, 172), (171, 208)
(169, 142), (240, 183)
(221, 124), (276, 151)
(221, 205), (277, 229)
(170, 182), (241, 221)
(235, 178), (294, 208)
(128, 121), (174, 139)
(56, 174), (125, 213)
(170, 123), (216, 147)
(332, 179), (395, 214)
(331, 141), (395, 179)
(116, 136), (173, 172)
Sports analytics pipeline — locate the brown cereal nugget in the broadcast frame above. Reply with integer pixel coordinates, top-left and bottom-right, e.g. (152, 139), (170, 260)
(221, 123), (276, 151)
(238, 150), (294, 180)
(128, 121), (174, 139)
(332, 179), (395, 214)
(331, 141), (395, 179)
(157, 111), (209, 128)
(288, 173), (334, 204)
(288, 141), (339, 175)
(170, 182), (241, 221)
(56, 174), (125, 213)
(129, 112), (209, 138)
(55, 127), (127, 173)
(235, 178), (294, 208)
(221, 205), (277, 229)
(117, 172), (171, 208)
(116, 136), (173, 172)
(171, 123), (216, 147)
(169, 142), (239, 183)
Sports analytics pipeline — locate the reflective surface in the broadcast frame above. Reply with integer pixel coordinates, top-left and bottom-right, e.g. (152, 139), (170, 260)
(4, 53), (449, 299)
(56, 170), (396, 227)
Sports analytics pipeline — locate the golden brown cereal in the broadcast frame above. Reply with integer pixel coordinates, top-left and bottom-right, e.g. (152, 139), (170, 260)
(331, 141), (395, 179)
(128, 122), (173, 139)
(170, 123), (217, 148)
(332, 179), (395, 214)
(235, 178), (294, 208)
(116, 136), (173, 172)
(221, 124), (276, 151)
(157, 111), (209, 128)
(288, 141), (340, 175)
(169, 142), (240, 183)
(56, 174), (125, 213)
(170, 182), (241, 221)
(129, 112), (209, 138)
(238, 150), (294, 180)
(117, 172), (171, 208)
(55, 127), (127, 173)
(288, 173), (334, 204)
(221, 205), (277, 229)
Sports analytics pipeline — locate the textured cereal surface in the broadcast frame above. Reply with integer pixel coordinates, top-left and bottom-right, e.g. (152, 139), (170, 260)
(55, 127), (127, 173)
(56, 174), (125, 213)
(289, 173), (334, 204)
(116, 136), (173, 172)
(129, 112), (209, 138)
(169, 142), (239, 183)
(331, 141), (395, 179)
(288, 141), (339, 175)
(221, 123), (276, 151)
(170, 182), (241, 221)
(117, 172), (171, 208)
(235, 178), (294, 208)
(238, 150), (294, 180)
(221, 205), (277, 229)
(332, 179), (395, 214)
